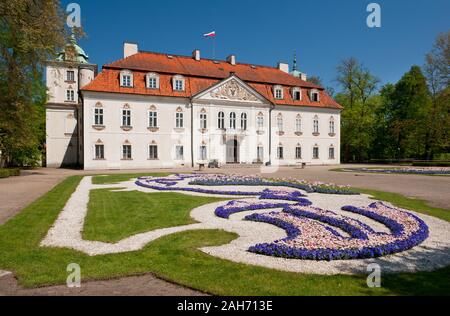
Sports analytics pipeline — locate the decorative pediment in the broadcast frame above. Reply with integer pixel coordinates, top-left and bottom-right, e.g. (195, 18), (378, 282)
(193, 75), (269, 104)
(209, 79), (258, 101)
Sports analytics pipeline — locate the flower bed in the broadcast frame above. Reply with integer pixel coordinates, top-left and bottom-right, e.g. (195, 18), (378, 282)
(245, 202), (429, 260)
(342, 167), (450, 175)
(188, 174), (359, 195)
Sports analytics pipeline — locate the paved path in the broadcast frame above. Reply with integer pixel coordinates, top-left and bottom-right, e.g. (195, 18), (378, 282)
(0, 165), (448, 295)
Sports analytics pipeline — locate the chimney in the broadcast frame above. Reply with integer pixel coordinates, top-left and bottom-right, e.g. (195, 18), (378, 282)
(277, 62), (289, 73)
(124, 42), (138, 58)
(192, 49), (201, 61)
(227, 54), (236, 65)
(300, 73), (307, 81)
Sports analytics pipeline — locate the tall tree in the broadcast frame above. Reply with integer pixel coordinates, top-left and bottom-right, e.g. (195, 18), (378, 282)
(422, 32), (450, 159)
(391, 66), (430, 158)
(335, 58), (379, 162)
(0, 0), (68, 166)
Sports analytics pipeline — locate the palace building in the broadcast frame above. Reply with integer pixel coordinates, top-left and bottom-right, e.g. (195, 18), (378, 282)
(45, 38), (342, 170)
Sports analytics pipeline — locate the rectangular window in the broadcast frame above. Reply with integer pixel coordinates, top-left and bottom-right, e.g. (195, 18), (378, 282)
(312, 92), (319, 102)
(67, 70), (75, 82)
(148, 77), (157, 89)
(95, 144), (104, 159)
(296, 147), (302, 159)
(257, 146), (264, 162)
(149, 111), (158, 128)
(149, 145), (158, 159)
(293, 91), (301, 100)
(199, 145), (207, 160)
(66, 89), (75, 101)
(122, 75), (132, 87)
(122, 145), (132, 160)
(200, 113), (207, 129)
(296, 118), (302, 133)
(94, 108), (103, 125)
(257, 116), (264, 130)
(313, 120), (319, 134)
(277, 146), (284, 159)
(329, 121), (335, 134)
(175, 145), (184, 160)
(275, 89), (283, 99)
(175, 79), (184, 91)
(122, 109), (131, 127)
(176, 112), (184, 128)
(313, 147), (319, 159)
(329, 147), (335, 159)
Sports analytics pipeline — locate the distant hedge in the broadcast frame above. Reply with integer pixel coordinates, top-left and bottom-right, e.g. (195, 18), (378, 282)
(412, 161), (450, 167)
(0, 168), (20, 178)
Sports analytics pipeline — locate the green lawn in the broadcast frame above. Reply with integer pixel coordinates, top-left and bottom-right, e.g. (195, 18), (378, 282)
(83, 189), (227, 242)
(330, 167), (450, 177)
(0, 174), (449, 295)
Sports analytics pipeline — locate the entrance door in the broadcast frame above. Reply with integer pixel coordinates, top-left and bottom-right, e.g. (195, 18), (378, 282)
(226, 139), (239, 163)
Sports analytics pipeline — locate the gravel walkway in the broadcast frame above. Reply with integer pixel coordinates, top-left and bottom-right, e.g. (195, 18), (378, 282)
(40, 175), (450, 275)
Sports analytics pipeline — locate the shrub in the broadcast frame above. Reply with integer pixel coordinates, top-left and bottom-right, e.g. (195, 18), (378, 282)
(412, 161), (450, 167)
(0, 168), (20, 178)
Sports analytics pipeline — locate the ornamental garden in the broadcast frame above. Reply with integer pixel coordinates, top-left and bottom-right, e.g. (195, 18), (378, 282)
(1, 172), (449, 295)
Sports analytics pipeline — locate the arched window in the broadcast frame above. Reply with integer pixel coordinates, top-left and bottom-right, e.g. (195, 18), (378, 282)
(230, 112), (236, 129)
(329, 117), (335, 134)
(94, 139), (104, 160)
(146, 72), (159, 89)
(218, 111), (225, 129)
(241, 113), (247, 130)
(277, 114), (283, 132)
(295, 115), (302, 133)
(313, 115), (319, 134)
(257, 112), (264, 130)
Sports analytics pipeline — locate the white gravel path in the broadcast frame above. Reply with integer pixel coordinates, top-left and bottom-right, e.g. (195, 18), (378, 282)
(40, 175), (450, 275)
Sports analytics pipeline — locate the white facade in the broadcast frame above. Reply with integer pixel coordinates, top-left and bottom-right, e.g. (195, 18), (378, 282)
(46, 41), (341, 170)
(82, 76), (340, 170)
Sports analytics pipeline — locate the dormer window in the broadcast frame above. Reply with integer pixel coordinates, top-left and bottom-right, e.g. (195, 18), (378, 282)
(292, 87), (302, 101)
(173, 75), (185, 91)
(274, 85), (283, 99)
(146, 72), (159, 89)
(120, 70), (133, 87)
(310, 89), (320, 102)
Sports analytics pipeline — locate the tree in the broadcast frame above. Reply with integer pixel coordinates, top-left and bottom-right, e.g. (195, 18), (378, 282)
(0, 0), (69, 167)
(388, 66), (430, 159)
(335, 58), (380, 162)
(422, 32), (450, 159)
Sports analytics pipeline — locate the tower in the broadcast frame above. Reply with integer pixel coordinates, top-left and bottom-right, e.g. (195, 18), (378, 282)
(289, 52), (307, 81)
(45, 33), (97, 167)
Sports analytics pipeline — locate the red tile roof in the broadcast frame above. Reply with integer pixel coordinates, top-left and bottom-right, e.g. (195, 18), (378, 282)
(82, 51), (342, 110)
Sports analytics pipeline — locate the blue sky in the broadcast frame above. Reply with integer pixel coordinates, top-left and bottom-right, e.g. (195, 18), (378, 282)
(66, 0), (449, 90)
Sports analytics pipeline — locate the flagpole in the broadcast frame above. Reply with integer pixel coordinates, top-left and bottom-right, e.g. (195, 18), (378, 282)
(212, 36), (216, 59)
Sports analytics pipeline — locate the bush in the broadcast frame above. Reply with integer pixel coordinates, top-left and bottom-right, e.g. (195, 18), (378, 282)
(412, 161), (450, 167)
(0, 168), (20, 178)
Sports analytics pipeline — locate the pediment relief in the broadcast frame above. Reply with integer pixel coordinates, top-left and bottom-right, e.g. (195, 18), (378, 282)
(209, 79), (259, 102)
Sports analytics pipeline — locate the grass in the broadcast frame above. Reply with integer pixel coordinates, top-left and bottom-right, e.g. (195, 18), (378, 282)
(91, 172), (172, 185)
(356, 188), (450, 222)
(83, 189), (227, 242)
(0, 174), (449, 295)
